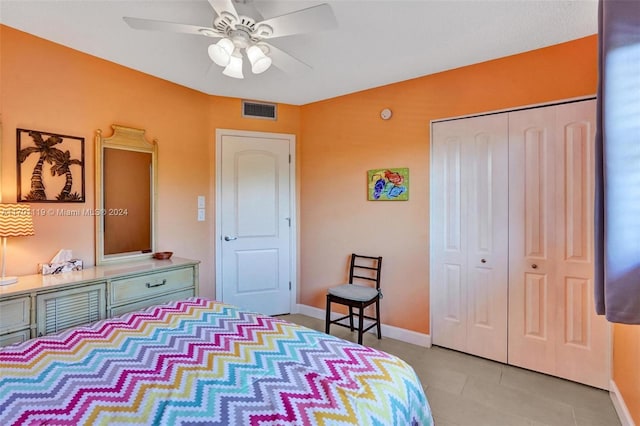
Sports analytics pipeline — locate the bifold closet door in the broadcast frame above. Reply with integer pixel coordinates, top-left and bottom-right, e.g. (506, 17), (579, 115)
(431, 114), (509, 363)
(508, 99), (609, 389)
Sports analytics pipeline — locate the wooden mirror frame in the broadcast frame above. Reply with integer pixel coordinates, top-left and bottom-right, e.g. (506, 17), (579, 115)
(95, 125), (158, 264)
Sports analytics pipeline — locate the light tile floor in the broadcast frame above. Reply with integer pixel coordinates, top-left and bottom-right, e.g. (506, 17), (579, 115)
(280, 314), (621, 426)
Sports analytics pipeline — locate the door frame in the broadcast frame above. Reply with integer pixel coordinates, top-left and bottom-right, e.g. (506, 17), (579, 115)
(214, 129), (297, 312)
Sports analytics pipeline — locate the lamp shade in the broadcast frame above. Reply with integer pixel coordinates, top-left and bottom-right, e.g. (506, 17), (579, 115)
(208, 38), (234, 67)
(222, 52), (244, 79)
(246, 45), (272, 74)
(0, 204), (34, 237)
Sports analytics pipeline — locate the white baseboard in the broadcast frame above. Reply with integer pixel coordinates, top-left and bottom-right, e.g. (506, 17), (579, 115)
(295, 304), (431, 348)
(610, 379), (636, 426)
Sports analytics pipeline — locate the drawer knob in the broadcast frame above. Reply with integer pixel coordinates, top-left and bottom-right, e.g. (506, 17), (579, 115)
(146, 279), (167, 288)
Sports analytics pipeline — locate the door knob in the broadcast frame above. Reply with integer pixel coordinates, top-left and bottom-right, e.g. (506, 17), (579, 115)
(531, 264), (538, 269)
(481, 258), (487, 263)
(224, 236), (238, 241)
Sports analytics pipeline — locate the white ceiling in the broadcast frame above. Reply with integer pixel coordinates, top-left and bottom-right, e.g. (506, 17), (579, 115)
(0, 0), (598, 106)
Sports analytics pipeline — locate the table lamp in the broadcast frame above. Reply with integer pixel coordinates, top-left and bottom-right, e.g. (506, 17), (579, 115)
(0, 204), (35, 285)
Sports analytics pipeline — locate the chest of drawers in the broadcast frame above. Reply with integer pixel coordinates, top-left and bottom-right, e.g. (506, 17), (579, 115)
(0, 257), (199, 347)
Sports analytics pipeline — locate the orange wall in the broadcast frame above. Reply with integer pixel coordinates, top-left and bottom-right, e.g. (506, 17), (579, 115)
(299, 34), (639, 421)
(299, 35), (598, 333)
(0, 25), (300, 298)
(614, 324), (640, 423)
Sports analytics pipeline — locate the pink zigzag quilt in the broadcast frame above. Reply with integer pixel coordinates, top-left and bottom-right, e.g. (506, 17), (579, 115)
(0, 297), (433, 425)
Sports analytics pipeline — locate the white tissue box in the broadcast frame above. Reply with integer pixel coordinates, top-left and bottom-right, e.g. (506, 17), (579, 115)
(39, 259), (83, 275)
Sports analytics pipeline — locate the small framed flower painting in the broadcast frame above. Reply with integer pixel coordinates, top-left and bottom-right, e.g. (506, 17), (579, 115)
(367, 167), (409, 201)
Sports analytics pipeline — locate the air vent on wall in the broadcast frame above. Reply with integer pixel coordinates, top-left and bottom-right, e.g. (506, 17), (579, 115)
(242, 100), (277, 120)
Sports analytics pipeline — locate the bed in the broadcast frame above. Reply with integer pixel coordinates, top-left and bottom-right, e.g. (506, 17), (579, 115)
(0, 297), (433, 425)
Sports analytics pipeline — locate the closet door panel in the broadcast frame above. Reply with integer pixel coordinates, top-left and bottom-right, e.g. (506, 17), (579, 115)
(508, 106), (557, 374)
(431, 124), (468, 352)
(523, 273), (548, 338)
(554, 100), (608, 389)
(466, 116), (509, 362)
(509, 100), (608, 389)
(433, 99), (609, 388)
(431, 115), (508, 362)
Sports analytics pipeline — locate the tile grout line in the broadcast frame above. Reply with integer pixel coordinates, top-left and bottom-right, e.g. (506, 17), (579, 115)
(459, 373), (470, 396)
(571, 405), (579, 426)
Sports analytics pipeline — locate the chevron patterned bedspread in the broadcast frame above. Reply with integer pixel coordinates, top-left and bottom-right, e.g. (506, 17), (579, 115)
(0, 297), (432, 425)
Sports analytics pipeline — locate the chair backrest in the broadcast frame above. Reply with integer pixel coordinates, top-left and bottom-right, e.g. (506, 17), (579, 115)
(348, 253), (382, 290)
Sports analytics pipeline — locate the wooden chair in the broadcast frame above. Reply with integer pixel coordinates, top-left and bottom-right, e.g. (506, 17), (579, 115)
(325, 253), (383, 345)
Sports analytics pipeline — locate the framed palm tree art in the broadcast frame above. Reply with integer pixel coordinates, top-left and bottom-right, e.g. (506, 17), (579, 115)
(17, 128), (85, 202)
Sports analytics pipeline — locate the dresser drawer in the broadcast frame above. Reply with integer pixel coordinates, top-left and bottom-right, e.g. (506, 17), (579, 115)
(36, 283), (107, 336)
(109, 289), (195, 318)
(110, 266), (195, 306)
(0, 296), (30, 334)
(0, 329), (31, 348)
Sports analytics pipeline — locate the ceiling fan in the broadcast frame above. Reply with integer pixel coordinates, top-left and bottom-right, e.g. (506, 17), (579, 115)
(123, 0), (337, 79)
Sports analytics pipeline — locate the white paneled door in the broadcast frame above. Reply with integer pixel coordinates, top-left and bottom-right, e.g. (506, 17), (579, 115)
(217, 130), (294, 316)
(431, 114), (509, 363)
(508, 100), (609, 389)
(432, 99), (609, 389)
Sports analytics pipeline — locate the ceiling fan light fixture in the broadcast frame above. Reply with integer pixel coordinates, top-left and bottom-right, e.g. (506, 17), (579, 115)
(246, 45), (272, 74)
(222, 52), (244, 79)
(208, 38), (234, 67)
(125, 2), (337, 81)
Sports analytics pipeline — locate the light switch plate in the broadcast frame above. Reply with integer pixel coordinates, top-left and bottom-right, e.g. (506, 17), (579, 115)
(197, 195), (205, 209)
(197, 208), (205, 221)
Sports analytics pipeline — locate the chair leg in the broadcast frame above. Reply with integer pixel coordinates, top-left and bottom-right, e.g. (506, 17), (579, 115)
(357, 306), (365, 345)
(348, 306), (354, 331)
(375, 299), (381, 339)
(325, 296), (331, 334)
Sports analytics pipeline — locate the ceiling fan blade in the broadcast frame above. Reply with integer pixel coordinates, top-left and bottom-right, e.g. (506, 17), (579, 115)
(256, 4), (337, 39)
(261, 42), (311, 74)
(207, 0), (239, 19)
(123, 17), (223, 38)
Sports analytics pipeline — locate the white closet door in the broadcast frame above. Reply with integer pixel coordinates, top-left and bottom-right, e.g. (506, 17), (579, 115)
(508, 100), (609, 389)
(431, 114), (509, 362)
(431, 126), (467, 353)
(508, 105), (557, 374)
(465, 117), (509, 362)
(553, 101), (608, 389)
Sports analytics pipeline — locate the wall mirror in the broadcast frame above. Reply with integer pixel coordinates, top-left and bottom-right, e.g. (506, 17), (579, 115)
(95, 125), (157, 264)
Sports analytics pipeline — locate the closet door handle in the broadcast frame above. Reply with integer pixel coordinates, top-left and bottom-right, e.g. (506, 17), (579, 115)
(480, 259), (487, 263)
(531, 264), (538, 269)
(224, 236), (238, 241)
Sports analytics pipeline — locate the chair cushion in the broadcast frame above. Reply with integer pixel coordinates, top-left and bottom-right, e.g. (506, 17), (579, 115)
(328, 284), (379, 302)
